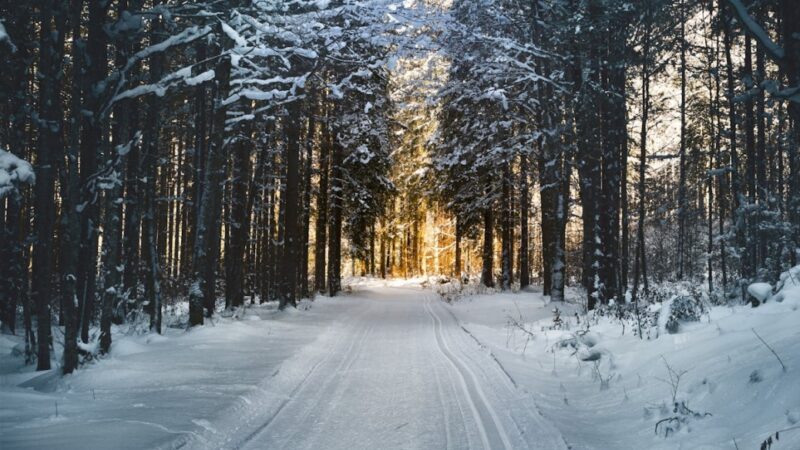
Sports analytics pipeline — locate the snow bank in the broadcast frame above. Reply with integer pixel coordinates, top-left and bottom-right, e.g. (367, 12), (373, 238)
(446, 285), (800, 449)
(773, 265), (800, 308)
(0, 297), (357, 450)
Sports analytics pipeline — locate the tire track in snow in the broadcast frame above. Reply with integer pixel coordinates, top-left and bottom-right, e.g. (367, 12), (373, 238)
(424, 297), (513, 450)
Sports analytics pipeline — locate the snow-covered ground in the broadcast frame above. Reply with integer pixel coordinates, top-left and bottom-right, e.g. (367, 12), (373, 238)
(0, 297), (359, 449)
(446, 278), (800, 449)
(169, 282), (566, 450)
(1, 283), (566, 450)
(1, 275), (799, 449)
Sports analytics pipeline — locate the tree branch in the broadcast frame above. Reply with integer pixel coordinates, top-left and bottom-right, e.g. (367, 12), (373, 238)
(725, 0), (785, 63)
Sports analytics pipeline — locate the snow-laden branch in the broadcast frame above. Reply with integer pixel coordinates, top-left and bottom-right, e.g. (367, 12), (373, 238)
(0, 148), (35, 199)
(220, 20), (248, 47)
(112, 67), (215, 102)
(101, 25), (213, 116)
(725, 0), (784, 62)
(127, 25), (213, 72)
(0, 21), (17, 52)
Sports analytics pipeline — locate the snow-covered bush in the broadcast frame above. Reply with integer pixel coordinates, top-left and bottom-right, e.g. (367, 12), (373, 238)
(556, 329), (602, 361)
(589, 283), (710, 337)
(748, 282), (773, 306)
(772, 265), (800, 308)
(591, 301), (660, 339)
(664, 292), (707, 334)
(636, 283), (708, 334)
(433, 275), (484, 303)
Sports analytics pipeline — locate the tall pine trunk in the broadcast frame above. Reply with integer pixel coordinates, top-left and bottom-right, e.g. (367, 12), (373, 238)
(481, 196), (494, 288)
(32, 0), (67, 370)
(500, 163), (512, 290)
(225, 108), (254, 309)
(189, 26), (231, 326)
(279, 98), (303, 310)
(518, 154), (530, 288)
(327, 139), (343, 296)
(314, 120), (330, 293)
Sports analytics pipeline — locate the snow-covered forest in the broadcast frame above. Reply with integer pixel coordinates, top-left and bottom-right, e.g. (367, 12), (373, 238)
(1, 0), (800, 448)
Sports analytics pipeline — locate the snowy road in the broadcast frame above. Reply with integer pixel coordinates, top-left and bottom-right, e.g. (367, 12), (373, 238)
(180, 286), (566, 450)
(7, 283), (798, 450)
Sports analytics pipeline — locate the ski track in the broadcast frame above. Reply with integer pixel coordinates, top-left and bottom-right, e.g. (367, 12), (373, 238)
(172, 285), (565, 450)
(424, 295), (513, 450)
(232, 307), (375, 450)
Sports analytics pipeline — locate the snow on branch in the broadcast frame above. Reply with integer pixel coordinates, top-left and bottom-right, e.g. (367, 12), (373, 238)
(0, 21), (17, 52)
(220, 20), (248, 47)
(0, 148), (35, 199)
(112, 67), (215, 102)
(128, 25), (212, 72)
(102, 25), (213, 116)
(725, 0), (784, 62)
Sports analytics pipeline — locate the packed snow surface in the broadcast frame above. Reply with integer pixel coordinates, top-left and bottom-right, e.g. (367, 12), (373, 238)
(1, 285), (565, 450)
(446, 283), (800, 449)
(2, 278), (799, 449)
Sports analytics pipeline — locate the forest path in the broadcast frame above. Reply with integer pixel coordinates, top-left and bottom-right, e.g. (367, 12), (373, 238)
(191, 284), (566, 450)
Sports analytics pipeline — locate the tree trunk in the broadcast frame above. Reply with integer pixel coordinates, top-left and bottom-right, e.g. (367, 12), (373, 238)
(550, 146), (571, 303)
(279, 98), (303, 310)
(519, 154), (530, 288)
(299, 106), (315, 298)
(189, 27), (231, 326)
(755, 33), (767, 275)
(225, 108), (254, 309)
(780, 0), (800, 265)
(0, 5), (32, 337)
(632, 22), (651, 302)
(744, 35), (757, 280)
(314, 120), (330, 293)
(500, 163), (512, 290)
(327, 139), (343, 296)
(380, 218), (387, 279)
(454, 216), (462, 278)
(481, 199), (494, 288)
(60, 0), (83, 374)
(32, 0), (67, 370)
(538, 154), (554, 295)
(677, 0), (687, 280)
(76, 0), (109, 344)
(722, 0), (743, 284)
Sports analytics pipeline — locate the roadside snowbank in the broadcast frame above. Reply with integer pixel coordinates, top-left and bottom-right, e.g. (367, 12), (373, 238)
(446, 272), (800, 449)
(0, 297), (356, 450)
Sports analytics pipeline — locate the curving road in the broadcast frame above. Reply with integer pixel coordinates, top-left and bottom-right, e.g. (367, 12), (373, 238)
(181, 286), (566, 450)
